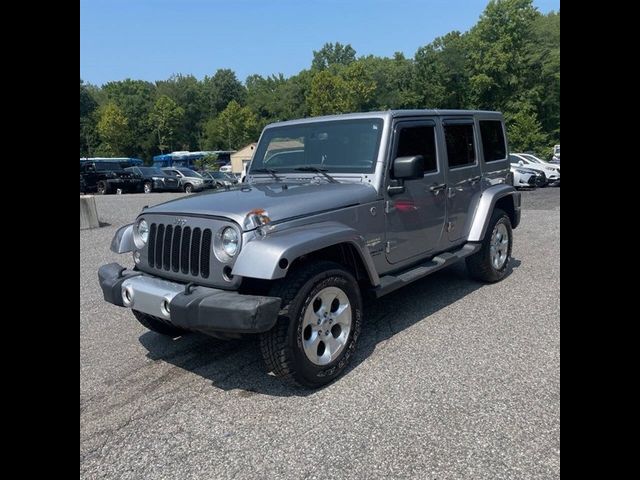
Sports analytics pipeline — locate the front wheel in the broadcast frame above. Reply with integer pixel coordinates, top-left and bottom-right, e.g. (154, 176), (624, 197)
(259, 261), (363, 388)
(466, 208), (512, 282)
(143, 181), (152, 194)
(184, 183), (193, 193)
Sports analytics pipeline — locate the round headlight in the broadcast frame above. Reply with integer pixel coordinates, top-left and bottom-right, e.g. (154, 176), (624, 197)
(137, 219), (149, 245)
(221, 227), (239, 257)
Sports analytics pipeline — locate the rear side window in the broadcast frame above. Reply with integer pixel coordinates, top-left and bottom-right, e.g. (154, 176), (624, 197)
(395, 125), (438, 173)
(444, 124), (476, 168)
(479, 120), (506, 162)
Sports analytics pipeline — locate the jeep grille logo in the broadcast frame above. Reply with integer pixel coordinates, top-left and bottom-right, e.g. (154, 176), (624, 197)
(174, 218), (187, 226)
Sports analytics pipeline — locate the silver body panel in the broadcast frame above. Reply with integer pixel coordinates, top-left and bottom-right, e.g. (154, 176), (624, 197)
(121, 275), (185, 320)
(112, 110), (519, 291)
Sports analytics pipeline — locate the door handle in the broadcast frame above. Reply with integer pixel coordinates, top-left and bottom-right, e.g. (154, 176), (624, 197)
(468, 175), (481, 184)
(429, 183), (447, 194)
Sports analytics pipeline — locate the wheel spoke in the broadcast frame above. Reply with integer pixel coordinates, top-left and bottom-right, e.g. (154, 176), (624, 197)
(333, 303), (351, 325)
(303, 331), (321, 359)
(324, 335), (341, 358)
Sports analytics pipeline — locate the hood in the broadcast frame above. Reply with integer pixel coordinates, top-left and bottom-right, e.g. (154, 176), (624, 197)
(143, 180), (378, 229)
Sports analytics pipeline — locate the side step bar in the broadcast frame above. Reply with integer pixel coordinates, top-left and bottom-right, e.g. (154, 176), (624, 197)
(372, 243), (481, 298)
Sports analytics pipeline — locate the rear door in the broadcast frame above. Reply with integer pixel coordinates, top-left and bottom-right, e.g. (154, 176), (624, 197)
(384, 119), (447, 264)
(441, 118), (482, 243)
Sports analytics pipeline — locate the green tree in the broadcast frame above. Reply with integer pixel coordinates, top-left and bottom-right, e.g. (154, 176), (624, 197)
(466, 0), (538, 110)
(202, 100), (259, 150)
(202, 69), (246, 115)
(149, 95), (185, 153)
(96, 102), (132, 156)
(527, 11), (560, 141)
(358, 53), (420, 110)
(246, 73), (308, 122)
(505, 104), (548, 153)
(414, 32), (470, 108)
(156, 74), (206, 150)
(342, 61), (377, 111)
(102, 79), (157, 159)
(80, 79), (99, 156)
(312, 42), (357, 70)
(307, 70), (352, 116)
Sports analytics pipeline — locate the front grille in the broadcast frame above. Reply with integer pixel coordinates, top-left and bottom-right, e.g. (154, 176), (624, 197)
(147, 222), (211, 278)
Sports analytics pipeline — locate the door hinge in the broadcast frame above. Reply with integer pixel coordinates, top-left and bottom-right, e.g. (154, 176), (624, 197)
(385, 200), (395, 214)
(446, 222), (454, 232)
(385, 241), (397, 253)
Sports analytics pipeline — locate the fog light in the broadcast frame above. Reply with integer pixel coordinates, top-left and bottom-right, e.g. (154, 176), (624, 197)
(122, 286), (134, 306)
(160, 299), (171, 317)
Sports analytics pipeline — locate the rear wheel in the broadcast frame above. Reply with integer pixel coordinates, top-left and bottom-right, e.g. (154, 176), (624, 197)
(259, 261), (362, 388)
(132, 310), (188, 337)
(466, 208), (512, 283)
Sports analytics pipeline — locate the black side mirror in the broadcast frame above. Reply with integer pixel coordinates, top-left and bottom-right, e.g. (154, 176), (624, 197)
(393, 155), (424, 180)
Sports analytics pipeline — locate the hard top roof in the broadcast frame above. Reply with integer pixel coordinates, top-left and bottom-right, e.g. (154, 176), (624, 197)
(265, 109), (502, 128)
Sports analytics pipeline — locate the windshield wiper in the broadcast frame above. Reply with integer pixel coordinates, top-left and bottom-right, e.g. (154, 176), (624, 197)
(251, 168), (282, 181)
(294, 166), (338, 183)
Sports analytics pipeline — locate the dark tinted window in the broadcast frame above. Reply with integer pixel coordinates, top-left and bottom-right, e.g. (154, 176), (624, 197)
(444, 124), (476, 168)
(95, 162), (123, 171)
(479, 120), (506, 162)
(395, 125), (438, 173)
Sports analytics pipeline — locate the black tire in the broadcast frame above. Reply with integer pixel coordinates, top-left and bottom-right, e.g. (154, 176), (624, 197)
(184, 183), (193, 193)
(143, 181), (153, 194)
(259, 261), (363, 388)
(132, 310), (188, 338)
(96, 181), (109, 195)
(466, 208), (512, 283)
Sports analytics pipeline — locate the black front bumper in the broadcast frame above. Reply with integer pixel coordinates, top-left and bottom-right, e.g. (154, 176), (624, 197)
(98, 263), (281, 335)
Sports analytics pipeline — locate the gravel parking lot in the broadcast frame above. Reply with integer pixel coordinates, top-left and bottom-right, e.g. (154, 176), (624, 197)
(81, 187), (559, 479)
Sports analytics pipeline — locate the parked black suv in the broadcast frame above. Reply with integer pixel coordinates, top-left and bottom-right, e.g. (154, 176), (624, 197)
(125, 166), (181, 193)
(80, 160), (144, 194)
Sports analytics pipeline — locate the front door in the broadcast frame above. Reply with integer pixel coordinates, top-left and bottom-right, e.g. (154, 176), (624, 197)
(385, 120), (447, 264)
(441, 119), (482, 242)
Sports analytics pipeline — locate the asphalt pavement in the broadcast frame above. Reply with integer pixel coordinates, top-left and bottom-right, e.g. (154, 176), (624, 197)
(80, 187), (560, 479)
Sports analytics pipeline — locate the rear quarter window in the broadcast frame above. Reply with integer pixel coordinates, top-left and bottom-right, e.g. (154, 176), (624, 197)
(479, 120), (507, 162)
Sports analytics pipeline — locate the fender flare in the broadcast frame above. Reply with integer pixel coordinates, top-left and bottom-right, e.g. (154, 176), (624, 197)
(110, 223), (135, 253)
(467, 185), (521, 242)
(232, 221), (380, 285)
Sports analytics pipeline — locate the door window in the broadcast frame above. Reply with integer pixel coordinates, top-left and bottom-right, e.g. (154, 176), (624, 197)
(444, 124), (476, 169)
(395, 125), (438, 174)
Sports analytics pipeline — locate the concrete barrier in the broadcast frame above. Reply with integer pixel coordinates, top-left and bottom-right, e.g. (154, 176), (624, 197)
(80, 195), (100, 230)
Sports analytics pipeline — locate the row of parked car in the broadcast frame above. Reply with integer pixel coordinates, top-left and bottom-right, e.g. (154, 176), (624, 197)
(80, 160), (240, 195)
(509, 152), (560, 189)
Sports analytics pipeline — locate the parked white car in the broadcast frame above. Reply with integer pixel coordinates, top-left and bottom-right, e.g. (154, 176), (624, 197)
(509, 153), (560, 186)
(510, 165), (538, 189)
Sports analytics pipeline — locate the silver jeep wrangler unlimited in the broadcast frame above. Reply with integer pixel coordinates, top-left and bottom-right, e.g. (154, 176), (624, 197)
(99, 110), (520, 388)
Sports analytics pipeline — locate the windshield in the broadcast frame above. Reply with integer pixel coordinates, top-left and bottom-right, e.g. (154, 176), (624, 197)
(177, 168), (202, 178)
(139, 167), (164, 175)
(520, 154), (544, 164)
(251, 118), (384, 175)
(95, 162), (123, 171)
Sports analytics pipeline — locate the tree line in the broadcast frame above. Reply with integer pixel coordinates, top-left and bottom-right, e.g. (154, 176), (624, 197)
(80, 0), (559, 162)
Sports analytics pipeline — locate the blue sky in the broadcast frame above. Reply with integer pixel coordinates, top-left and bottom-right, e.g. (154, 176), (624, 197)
(80, 0), (560, 86)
